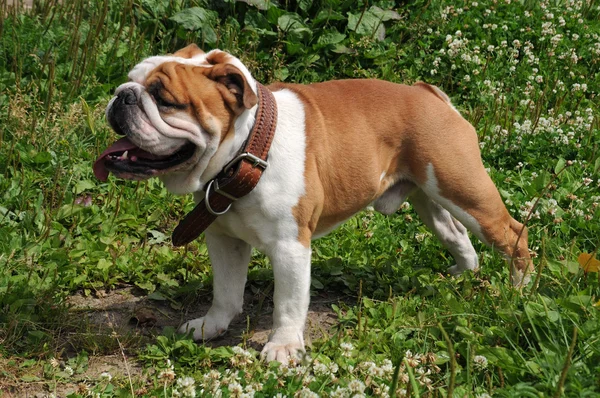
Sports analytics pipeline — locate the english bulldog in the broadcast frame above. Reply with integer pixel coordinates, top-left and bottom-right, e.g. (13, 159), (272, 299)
(94, 44), (533, 362)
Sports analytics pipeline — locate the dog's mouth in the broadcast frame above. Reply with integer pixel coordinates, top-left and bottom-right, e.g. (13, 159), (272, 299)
(93, 137), (196, 181)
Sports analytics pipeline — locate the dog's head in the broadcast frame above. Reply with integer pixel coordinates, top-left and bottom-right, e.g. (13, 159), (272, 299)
(94, 45), (258, 194)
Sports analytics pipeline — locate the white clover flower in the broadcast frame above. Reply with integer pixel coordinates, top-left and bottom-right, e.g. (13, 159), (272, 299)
(341, 342), (354, 357)
(474, 355), (488, 370)
(463, 75), (471, 82)
(296, 387), (319, 398)
(416, 232), (428, 242)
(381, 359), (394, 375)
(329, 362), (339, 374)
(100, 372), (112, 382)
(159, 368), (176, 381)
(229, 382), (243, 397)
(231, 346), (254, 367)
(64, 366), (74, 376)
(571, 52), (579, 63)
(176, 377), (196, 398)
(347, 379), (366, 393)
(313, 361), (331, 377)
(330, 387), (349, 398)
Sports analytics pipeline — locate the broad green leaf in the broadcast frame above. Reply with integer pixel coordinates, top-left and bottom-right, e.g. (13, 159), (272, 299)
(348, 9), (386, 40)
(277, 13), (306, 31)
(555, 157), (566, 174)
(32, 151), (52, 164)
(74, 179), (94, 194)
(317, 30), (346, 46)
(170, 7), (218, 44)
(313, 9), (346, 25)
(21, 375), (41, 382)
(370, 6), (401, 22)
(298, 0), (312, 12)
(244, 10), (270, 30)
(235, 0), (269, 10)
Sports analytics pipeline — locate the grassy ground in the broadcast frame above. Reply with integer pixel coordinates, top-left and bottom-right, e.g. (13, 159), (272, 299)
(1, 0), (600, 397)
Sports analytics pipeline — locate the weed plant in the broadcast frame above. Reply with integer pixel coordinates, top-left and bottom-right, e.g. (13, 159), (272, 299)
(0, 0), (599, 396)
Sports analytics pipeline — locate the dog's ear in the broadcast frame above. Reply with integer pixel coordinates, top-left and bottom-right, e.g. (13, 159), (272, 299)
(208, 63), (258, 115)
(173, 44), (204, 59)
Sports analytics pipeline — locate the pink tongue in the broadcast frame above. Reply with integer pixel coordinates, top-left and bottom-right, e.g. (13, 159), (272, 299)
(93, 137), (143, 181)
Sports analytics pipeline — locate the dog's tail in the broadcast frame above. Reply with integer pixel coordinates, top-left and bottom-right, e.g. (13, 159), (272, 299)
(414, 82), (457, 112)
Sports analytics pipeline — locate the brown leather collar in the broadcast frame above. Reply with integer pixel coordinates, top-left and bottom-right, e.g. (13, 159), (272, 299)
(172, 83), (277, 246)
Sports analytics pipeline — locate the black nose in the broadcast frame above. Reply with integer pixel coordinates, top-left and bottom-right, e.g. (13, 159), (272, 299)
(117, 88), (137, 105)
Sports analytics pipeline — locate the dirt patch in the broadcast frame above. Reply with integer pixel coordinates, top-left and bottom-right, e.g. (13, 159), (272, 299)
(65, 285), (344, 351)
(0, 286), (346, 396)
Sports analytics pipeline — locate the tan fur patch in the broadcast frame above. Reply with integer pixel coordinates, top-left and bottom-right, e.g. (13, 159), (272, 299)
(172, 43), (205, 59)
(281, 79), (531, 277)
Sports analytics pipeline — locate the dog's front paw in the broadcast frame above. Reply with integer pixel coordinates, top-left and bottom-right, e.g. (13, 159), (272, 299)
(260, 327), (305, 362)
(178, 317), (227, 341)
(261, 341), (305, 363)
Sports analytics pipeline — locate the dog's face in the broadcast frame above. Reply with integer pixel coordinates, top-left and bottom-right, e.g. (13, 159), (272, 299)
(93, 45), (258, 193)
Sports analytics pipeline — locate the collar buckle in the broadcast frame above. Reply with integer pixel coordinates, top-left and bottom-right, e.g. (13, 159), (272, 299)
(223, 152), (269, 174)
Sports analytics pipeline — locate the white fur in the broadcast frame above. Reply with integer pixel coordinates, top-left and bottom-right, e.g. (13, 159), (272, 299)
(127, 50), (258, 97)
(179, 89), (309, 360)
(422, 163), (487, 244)
(409, 189), (479, 274)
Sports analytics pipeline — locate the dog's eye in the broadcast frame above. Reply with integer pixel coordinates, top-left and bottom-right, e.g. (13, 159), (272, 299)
(154, 91), (187, 111)
(155, 94), (176, 108)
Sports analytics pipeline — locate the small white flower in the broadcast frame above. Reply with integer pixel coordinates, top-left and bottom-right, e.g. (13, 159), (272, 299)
(474, 355), (488, 370)
(176, 377), (196, 398)
(100, 372), (112, 382)
(296, 387), (319, 398)
(341, 342), (354, 357)
(64, 366), (74, 376)
(347, 379), (366, 393)
(229, 382), (243, 397)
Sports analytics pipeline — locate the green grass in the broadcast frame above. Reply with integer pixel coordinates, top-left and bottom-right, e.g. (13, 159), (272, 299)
(1, 0), (600, 396)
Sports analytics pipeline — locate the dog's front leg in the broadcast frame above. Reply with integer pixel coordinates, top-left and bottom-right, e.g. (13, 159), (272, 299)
(179, 230), (251, 341)
(261, 241), (311, 362)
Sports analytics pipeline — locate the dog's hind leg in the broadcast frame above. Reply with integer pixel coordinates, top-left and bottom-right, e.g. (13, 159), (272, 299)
(179, 230), (251, 341)
(409, 189), (479, 275)
(418, 162), (533, 287)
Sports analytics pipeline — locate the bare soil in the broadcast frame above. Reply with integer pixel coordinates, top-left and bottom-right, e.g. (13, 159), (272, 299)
(0, 285), (345, 397)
